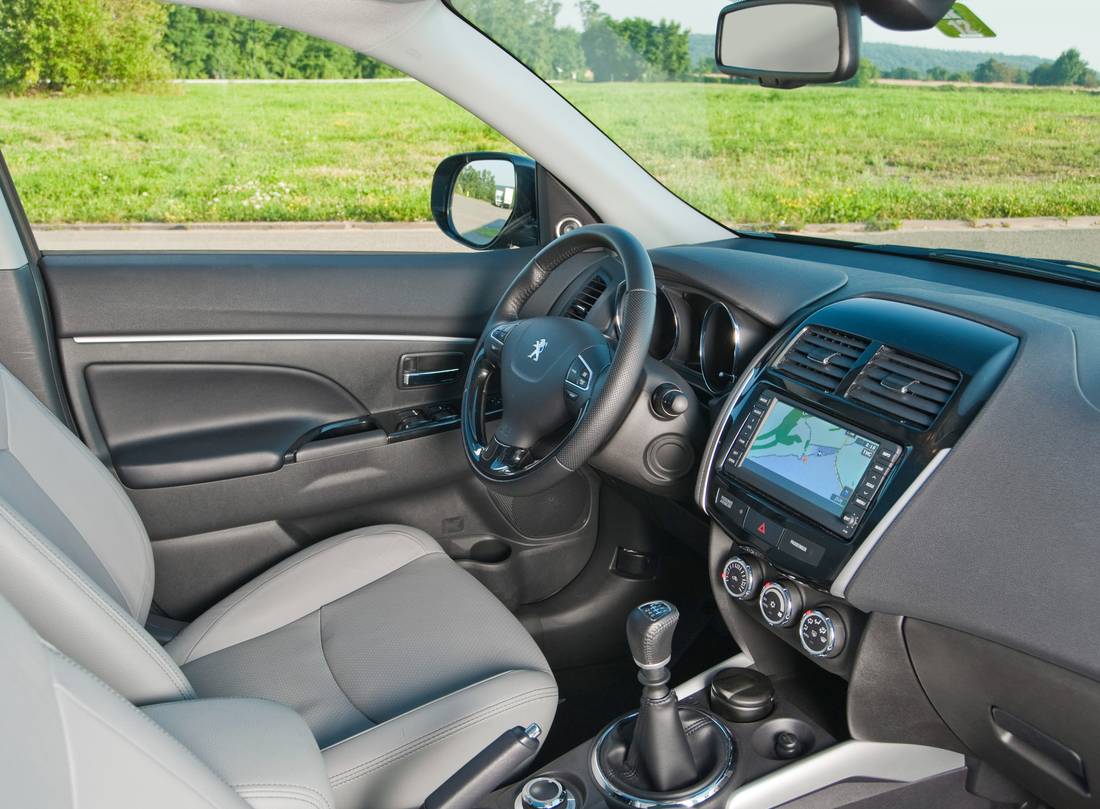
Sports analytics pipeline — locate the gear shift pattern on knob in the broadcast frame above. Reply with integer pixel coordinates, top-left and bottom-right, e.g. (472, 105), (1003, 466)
(627, 601), (679, 672)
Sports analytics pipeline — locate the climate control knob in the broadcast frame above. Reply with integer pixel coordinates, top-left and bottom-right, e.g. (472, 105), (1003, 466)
(759, 580), (802, 628)
(721, 555), (762, 601)
(798, 607), (847, 659)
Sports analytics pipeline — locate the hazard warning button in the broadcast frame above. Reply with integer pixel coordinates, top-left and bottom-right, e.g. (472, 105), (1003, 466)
(745, 508), (783, 547)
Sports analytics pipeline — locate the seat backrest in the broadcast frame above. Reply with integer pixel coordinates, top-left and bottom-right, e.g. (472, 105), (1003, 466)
(0, 594), (250, 809)
(0, 364), (193, 703)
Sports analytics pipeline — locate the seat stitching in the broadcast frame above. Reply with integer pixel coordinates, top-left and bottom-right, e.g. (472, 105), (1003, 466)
(50, 648), (241, 804)
(0, 456), (140, 619)
(327, 683), (556, 772)
(329, 686), (557, 786)
(320, 669), (525, 752)
(53, 648), (333, 809)
(2, 501), (193, 699)
(234, 783), (334, 809)
(234, 791), (327, 809)
(175, 527), (435, 662)
(316, 606), (377, 726)
(0, 371), (157, 620)
(176, 527), (438, 664)
(330, 689), (557, 787)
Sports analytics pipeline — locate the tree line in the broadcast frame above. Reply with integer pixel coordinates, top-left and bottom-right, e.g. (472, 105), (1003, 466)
(0, 0), (1095, 94)
(879, 49), (1098, 87)
(0, 0), (693, 92)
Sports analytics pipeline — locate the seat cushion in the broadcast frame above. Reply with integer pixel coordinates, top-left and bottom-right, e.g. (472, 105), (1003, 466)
(166, 525), (557, 809)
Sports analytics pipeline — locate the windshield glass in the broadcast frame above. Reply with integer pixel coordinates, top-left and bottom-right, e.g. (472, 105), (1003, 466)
(451, 1), (1100, 267)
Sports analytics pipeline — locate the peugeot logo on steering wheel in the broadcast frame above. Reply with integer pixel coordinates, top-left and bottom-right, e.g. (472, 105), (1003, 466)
(528, 338), (548, 362)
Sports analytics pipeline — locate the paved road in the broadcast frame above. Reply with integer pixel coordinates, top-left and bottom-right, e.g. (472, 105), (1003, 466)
(33, 221), (1100, 266)
(451, 194), (511, 245)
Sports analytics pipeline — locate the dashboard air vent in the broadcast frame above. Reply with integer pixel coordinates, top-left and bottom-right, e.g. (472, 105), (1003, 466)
(846, 347), (960, 429)
(566, 275), (608, 320)
(774, 327), (870, 391)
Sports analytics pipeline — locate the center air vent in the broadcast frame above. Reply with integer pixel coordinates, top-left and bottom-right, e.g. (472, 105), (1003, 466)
(845, 347), (960, 429)
(774, 327), (870, 392)
(566, 275), (608, 320)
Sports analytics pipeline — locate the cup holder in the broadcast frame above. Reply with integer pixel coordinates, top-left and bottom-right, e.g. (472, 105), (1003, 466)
(750, 718), (816, 761)
(466, 538), (511, 565)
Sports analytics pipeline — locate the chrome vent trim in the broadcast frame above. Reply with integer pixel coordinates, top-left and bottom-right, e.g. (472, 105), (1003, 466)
(773, 326), (870, 392)
(845, 346), (960, 429)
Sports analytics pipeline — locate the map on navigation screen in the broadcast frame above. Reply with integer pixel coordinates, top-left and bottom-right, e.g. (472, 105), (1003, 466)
(740, 401), (879, 517)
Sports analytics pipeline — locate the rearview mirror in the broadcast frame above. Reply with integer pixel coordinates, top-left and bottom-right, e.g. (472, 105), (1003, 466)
(431, 153), (538, 250)
(715, 0), (861, 88)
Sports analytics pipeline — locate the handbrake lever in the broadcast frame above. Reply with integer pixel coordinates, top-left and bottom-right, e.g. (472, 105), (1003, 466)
(422, 723), (543, 809)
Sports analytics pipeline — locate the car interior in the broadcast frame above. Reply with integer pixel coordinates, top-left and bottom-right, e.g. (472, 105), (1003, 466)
(2, 1), (1099, 809)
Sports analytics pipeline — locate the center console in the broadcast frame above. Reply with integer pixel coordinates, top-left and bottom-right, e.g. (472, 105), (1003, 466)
(450, 298), (1016, 809)
(699, 296), (1017, 669)
(467, 603), (837, 809)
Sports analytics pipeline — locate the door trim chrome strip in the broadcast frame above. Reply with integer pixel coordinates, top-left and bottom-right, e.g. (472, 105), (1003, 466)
(71, 333), (476, 345)
(829, 447), (952, 599)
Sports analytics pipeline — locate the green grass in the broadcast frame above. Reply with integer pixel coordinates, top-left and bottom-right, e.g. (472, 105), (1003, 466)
(0, 80), (1097, 227)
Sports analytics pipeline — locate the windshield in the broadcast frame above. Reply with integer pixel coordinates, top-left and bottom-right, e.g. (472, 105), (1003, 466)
(451, 1), (1100, 267)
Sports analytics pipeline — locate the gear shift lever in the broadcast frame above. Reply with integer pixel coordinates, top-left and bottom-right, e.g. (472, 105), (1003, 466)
(624, 601), (697, 791)
(627, 600), (678, 677)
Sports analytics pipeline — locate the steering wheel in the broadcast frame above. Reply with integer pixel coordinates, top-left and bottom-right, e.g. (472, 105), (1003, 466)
(462, 224), (656, 495)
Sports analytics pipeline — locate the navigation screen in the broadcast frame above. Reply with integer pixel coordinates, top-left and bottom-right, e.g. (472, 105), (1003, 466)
(739, 400), (879, 517)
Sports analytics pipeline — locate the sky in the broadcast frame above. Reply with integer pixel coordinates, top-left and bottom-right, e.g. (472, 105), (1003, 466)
(556, 1), (1100, 67)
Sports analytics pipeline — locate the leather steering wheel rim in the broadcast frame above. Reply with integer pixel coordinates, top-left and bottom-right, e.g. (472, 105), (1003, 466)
(461, 224), (656, 495)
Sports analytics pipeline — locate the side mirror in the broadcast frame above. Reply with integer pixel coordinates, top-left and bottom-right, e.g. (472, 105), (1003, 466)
(715, 0), (861, 88)
(431, 153), (538, 250)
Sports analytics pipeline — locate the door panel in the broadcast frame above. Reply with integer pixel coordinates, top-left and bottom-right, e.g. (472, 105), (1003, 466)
(41, 249), (603, 620)
(86, 362), (368, 488)
(43, 250), (535, 338)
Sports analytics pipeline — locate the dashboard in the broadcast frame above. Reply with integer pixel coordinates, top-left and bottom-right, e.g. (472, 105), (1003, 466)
(551, 236), (1100, 809)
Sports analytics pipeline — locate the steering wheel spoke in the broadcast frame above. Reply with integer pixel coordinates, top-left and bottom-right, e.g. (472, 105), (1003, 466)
(563, 351), (603, 413)
(485, 320), (519, 362)
(474, 437), (532, 477)
(461, 225), (656, 494)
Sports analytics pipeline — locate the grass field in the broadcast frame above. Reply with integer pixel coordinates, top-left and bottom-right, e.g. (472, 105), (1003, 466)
(0, 80), (1097, 227)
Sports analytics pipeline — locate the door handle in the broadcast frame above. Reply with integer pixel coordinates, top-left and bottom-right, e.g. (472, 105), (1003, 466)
(399, 352), (464, 388)
(403, 367), (461, 386)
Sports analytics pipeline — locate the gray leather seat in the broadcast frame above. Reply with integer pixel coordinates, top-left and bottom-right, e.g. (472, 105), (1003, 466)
(0, 364), (557, 809)
(0, 591), (336, 809)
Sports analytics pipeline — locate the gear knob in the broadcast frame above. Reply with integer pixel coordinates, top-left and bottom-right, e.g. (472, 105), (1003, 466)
(627, 600), (679, 670)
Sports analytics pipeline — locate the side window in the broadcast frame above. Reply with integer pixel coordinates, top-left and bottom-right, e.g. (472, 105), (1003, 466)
(0, 6), (518, 252)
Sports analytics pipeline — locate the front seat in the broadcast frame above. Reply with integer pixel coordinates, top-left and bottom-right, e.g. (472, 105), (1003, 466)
(0, 364), (557, 809)
(0, 591), (337, 809)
